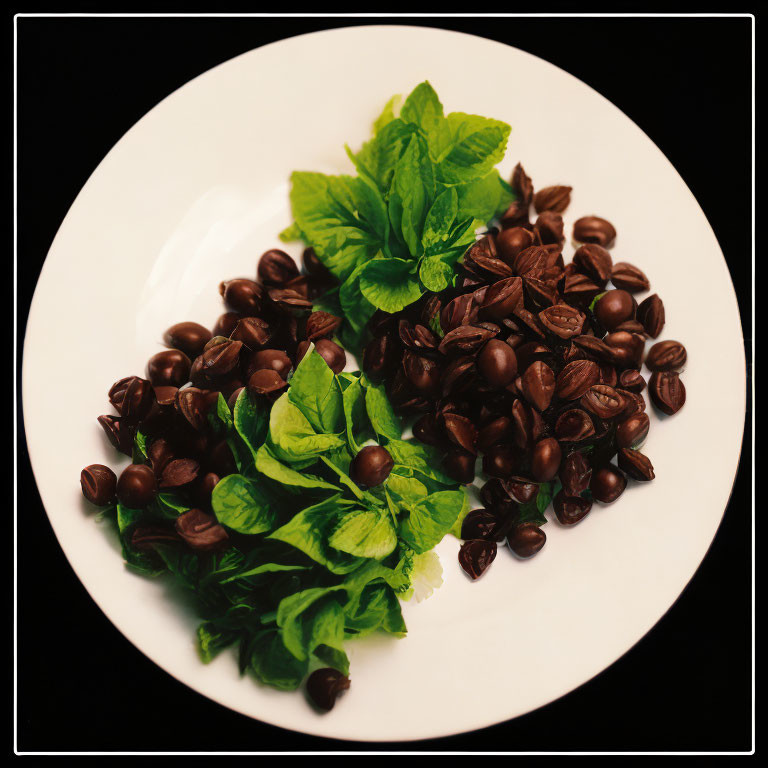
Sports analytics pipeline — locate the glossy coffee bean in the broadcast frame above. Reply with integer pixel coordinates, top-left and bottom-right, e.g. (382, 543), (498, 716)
(594, 289), (635, 332)
(248, 349), (292, 379)
(590, 465), (627, 503)
(80, 464), (117, 506)
(146, 349), (191, 388)
(458, 539), (497, 579)
(553, 492), (593, 525)
(482, 445), (522, 479)
(163, 322), (212, 358)
(477, 339), (518, 387)
(507, 522), (546, 557)
(297, 338), (346, 374)
(616, 411), (650, 449)
(461, 509), (502, 541)
(530, 437), (562, 482)
(213, 312), (242, 338)
(645, 340), (687, 372)
(349, 446), (394, 487)
(257, 249), (299, 286)
(306, 668), (350, 711)
(220, 278), (263, 315)
(443, 448), (476, 485)
(116, 464), (157, 508)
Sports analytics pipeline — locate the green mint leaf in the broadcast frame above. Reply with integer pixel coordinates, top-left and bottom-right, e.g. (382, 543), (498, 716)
(132, 430), (148, 463)
(398, 489), (466, 554)
(150, 492), (190, 519)
(197, 622), (239, 664)
(268, 495), (363, 574)
(277, 586), (346, 661)
(359, 258), (423, 313)
(246, 628), (308, 691)
(373, 94), (401, 134)
(268, 393), (345, 464)
(233, 388), (268, 462)
(455, 170), (512, 222)
(385, 438), (457, 486)
(339, 261), (377, 349)
(220, 562), (309, 585)
(344, 583), (406, 638)
(400, 81), (444, 133)
(386, 470), (429, 506)
(392, 134), (435, 256)
(287, 345), (343, 433)
(278, 221), (304, 243)
(211, 474), (276, 535)
(364, 383), (402, 441)
(328, 507), (397, 559)
(208, 392), (234, 435)
(421, 186), (458, 250)
(348, 118), (418, 194)
(419, 255), (454, 292)
(254, 444), (340, 492)
(341, 374), (373, 453)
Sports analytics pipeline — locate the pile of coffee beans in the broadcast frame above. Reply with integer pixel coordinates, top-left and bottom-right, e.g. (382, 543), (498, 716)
(81, 247), (344, 544)
(361, 163), (687, 579)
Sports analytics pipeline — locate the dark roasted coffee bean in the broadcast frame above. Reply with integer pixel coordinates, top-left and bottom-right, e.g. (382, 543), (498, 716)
(117, 464), (157, 508)
(306, 668), (350, 711)
(616, 389), (646, 418)
(205, 439), (237, 477)
(350, 445), (394, 487)
(441, 293), (476, 333)
(618, 448), (655, 481)
(573, 216), (617, 248)
(248, 368), (288, 396)
(553, 492), (593, 525)
(80, 464), (117, 506)
(531, 437), (562, 482)
(477, 339), (518, 387)
(306, 311), (342, 342)
(616, 411), (650, 449)
(461, 509), (502, 541)
(109, 376), (155, 423)
(524, 277), (558, 309)
(562, 272), (601, 306)
(515, 342), (552, 372)
(556, 359), (600, 400)
(158, 458), (200, 489)
(611, 262), (650, 292)
(131, 525), (182, 552)
(637, 294), (665, 338)
(511, 162), (534, 206)
(399, 320), (439, 351)
(604, 331), (644, 369)
(227, 386), (244, 411)
(163, 322), (212, 358)
(534, 185), (572, 214)
(147, 437), (175, 475)
(505, 476), (539, 504)
(213, 312), (242, 339)
(477, 417), (513, 453)
(483, 445), (522, 479)
(258, 248), (299, 285)
(590, 465), (627, 503)
(512, 245), (549, 278)
(649, 370), (686, 415)
(619, 369), (646, 393)
(594, 289), (635, 332)
(559, 451), (592, 496)
(191, 471), (220, 506)
(507, 522), (546, 557)
(441, 413), (478, 455)
(555, 409), (596, 442)
(362, 333), (400, 382)
(220, 278), (263, 315)
(267, 287), (313, 313)
(573, 243), (613, 284)
(598, 362), (618, 387)
(201, 338), (243, 377)
(534, 211), (564, 245)
(229, 317), (272, 349)
(313, 338), (346, 373)
(481, 277), (524, 320)
(645, 340), (687, 372)
(538, 304), (585, 339)
(152, 385), (179, 407)
(248, 349), (292, 380)
(440, 356), (476, 397)
(147, 349), (191, 388)
(613, 319), (646, 335)
(496, 227), (536, 266)
(465, 236), (514, 279)
(443, 447), (476, 484)
(521, 360), (556, 411)
(97, 414), (134, 455)
(581, 385), (624, 419)
(413, 413), (446, 447)
(175, 508), (229, 552)
(175, 387), (208, 431)
(438, 325), (494, 356)
(458, 539), (497, 579)
(402, 351), (441, 396)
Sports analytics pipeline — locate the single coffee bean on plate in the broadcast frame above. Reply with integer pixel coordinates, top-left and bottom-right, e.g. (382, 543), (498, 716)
(610, 262), (650, 292)
(617, 448), (656, 481)
(530, 437), (562, 482)
(559, 451), (592, 496)
(616, 411), (650, 449)
(306, 668), (350, 712)
(572, 216), (617, 248)
(507, 523), (546, 557)
(649, 370), (686, 415)
(637, 294), (665, 338)
(553, 492), (593, 525)
(458, 539), (498, 579)
(534, 185), (572, 214)
(80, 464), (117, 506)
(590, 465), (627, 503)
(645, 340), (687, 372)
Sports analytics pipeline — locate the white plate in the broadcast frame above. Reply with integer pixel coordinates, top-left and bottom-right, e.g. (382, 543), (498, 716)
(23, 26), (745, 742)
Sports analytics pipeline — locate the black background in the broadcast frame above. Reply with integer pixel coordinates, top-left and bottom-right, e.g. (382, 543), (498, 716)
(16, 14), (753, 753)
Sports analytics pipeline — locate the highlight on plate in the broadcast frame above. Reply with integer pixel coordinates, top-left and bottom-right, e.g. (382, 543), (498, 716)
(79, 82), (687, 712)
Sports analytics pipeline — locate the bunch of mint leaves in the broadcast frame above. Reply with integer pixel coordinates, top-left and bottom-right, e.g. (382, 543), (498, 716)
(100, 346), (469, 691)
(281, 82), (515, 349)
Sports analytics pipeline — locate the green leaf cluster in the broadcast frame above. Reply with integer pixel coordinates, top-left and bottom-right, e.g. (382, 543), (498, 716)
(282, 82), (513, 350)
(108, 347), (468, 693)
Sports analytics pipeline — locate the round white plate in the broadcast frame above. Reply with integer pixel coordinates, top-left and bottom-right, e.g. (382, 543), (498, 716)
(23, 25), (745, 742)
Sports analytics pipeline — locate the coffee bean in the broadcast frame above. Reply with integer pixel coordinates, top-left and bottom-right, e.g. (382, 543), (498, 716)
(258, 249), (299, 286)
(531, 437), (562, 482)
(482, 445), (522, 479)
(349, 446), (394, 487)
(649, 370), (686, 415)
(590, 465), (627, 503)
(611, 262), (650, 292)
(538, 304), (585, 339)
(458, 539), (497, 579)
(556, 359), (600, 400)
(313, 339), (346, 374)
(248, 369), (288, 396)
(175, 508), (229, 552)
(147, 349), (191, 388)
(534, 185), (572, 214)
(80, 464), (117, 506)
(306, 668), (350, 711)
(521, 360), (556, 411)
(443, 447), (476, 484)
(616, 411), (650, 449)
(477, 339), (518, 387)
(496, 228), (535, 265)
(441, 413), (478, 455)
(573, 216), (617, 248)
(507, 523), (546, 557)
(553, 492), (593, 524)
(559, 451), (592, 496)
(461, 509), (503, 541)
(637, 294), (665, 338)
(594, 289), (635, 332)
(163, 322), (212, 358)
(618, 448), (655, 481)
(247, 348), (292, 380)
(219, 278), (263, 315)
(116, 464), (157, 508)
(645, 340), (687, 372)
